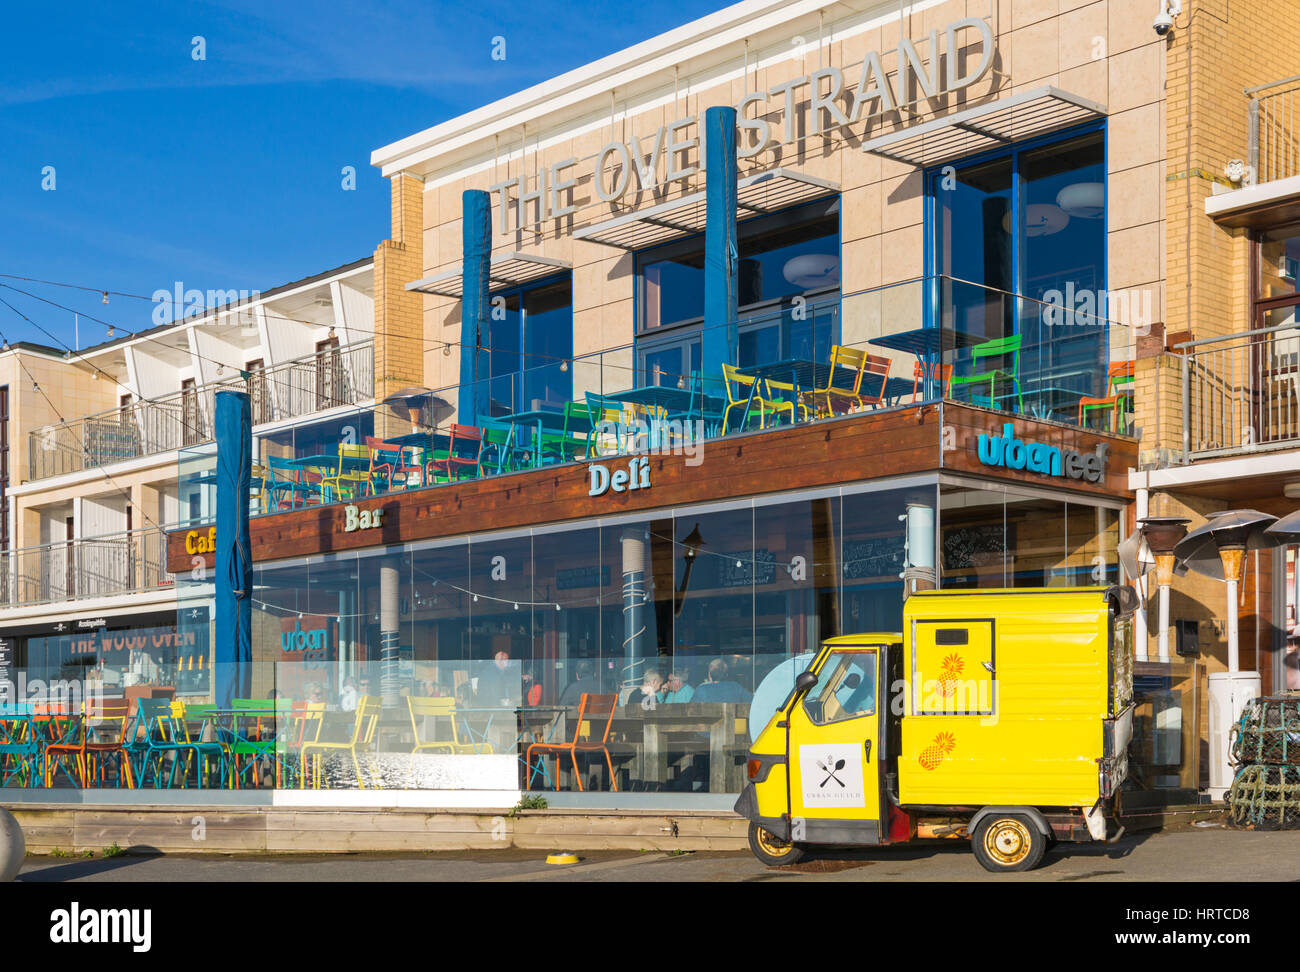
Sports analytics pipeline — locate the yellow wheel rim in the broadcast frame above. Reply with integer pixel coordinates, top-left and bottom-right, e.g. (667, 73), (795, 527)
(983, 819), (1032, 866)
(755, 827), (793, 858)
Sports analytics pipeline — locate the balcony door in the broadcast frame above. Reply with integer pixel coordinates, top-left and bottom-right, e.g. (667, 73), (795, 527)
(181, 379), (201, 447)
(315, 337), (342, 411)
(245, 358), (269, 425)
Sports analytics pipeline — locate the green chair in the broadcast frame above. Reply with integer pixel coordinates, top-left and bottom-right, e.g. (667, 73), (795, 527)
(949, 334), (1023, 413)
(226, 698), (281, 788)
(581, 393), (629, 456)
(479, 420), (526, 475)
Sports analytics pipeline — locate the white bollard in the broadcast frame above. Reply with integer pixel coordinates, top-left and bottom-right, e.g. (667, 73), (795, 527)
(0, 808), (24, 881)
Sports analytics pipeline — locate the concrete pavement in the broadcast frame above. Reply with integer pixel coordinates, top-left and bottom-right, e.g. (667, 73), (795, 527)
(15, 826), (1300, 882)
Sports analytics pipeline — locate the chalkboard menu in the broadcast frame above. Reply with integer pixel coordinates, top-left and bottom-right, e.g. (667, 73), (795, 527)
(556, 565), (611, 590)
(718, 548), (777, 588)
(943, 523), (1010, 569)
(0, 637), (12, 693)
(843, 537), (905, 580)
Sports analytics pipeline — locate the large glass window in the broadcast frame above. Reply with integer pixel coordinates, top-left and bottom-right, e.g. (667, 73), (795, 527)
(931, 126), (1108, 421)
(476, 276), (573, 417)
(636, 199), (841, 385)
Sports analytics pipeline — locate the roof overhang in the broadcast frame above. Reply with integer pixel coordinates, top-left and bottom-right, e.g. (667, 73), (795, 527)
(573, 168), (839, 250)
(1205, 174), (1300, 229)
(406, 253), (572, 298)
(860, 85), (1107, 167)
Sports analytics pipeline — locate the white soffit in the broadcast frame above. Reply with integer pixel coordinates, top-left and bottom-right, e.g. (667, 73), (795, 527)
(860, 86), (1107, 166)
(406, 253), (572, 298)
(573, 168), (839, 250)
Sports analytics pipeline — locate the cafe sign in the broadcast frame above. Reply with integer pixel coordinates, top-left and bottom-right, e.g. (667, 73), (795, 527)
(977, 423), (1109, 485)
(490, 17), (995, 234)
(185, 526), (217, 554)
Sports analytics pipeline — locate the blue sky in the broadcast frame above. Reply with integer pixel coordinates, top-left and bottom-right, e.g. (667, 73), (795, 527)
(0, 0), (727, 348)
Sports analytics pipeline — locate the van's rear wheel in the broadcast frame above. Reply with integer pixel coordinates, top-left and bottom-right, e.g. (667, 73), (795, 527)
(748, 821), (805, 867)
(971, 814), (1046, 872)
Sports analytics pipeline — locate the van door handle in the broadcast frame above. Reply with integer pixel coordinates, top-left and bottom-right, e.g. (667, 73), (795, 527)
(863, 740), (872, 763)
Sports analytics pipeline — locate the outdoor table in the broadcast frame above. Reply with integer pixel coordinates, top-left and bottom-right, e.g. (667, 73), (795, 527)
(497, 409), (592, 468)
(614, 702), (746, 793)
(733, 359), (833, 428)
(868, 327), (983, 400)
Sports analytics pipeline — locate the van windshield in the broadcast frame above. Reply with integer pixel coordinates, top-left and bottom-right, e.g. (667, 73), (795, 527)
(804, 649), (878, 726)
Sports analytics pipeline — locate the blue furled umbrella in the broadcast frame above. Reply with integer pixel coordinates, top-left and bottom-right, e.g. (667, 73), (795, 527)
(214, 390), (252, 708)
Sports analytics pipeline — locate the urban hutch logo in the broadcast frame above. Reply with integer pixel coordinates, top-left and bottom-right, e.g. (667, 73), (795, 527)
(977, 423), (1109, 484)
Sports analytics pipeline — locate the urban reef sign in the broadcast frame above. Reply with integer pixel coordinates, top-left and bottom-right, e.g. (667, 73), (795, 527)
(588, 456), (652, 497)
(490, 17), (995, 234)
(977, 423), (1109, 485)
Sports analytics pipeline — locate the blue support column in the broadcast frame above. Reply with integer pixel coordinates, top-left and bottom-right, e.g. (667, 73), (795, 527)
(701, 106), (738, 392)
(460, 189), (492, 426)
(214, 390), (252, 709)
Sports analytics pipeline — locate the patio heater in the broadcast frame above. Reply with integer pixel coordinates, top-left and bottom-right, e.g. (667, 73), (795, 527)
(1135, 516), (1190, 662)
(1116, 531), (1155, 661)
(1264, 509), (1300, 641)
(1172, 509), (1279, 799)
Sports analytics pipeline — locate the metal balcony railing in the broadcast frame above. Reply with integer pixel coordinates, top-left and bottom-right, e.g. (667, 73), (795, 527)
(0, 527), (173, 608)
(1249, 75), (1300, 185)
(1180, 322), (1300, 460)
(27, 341), (374, 481)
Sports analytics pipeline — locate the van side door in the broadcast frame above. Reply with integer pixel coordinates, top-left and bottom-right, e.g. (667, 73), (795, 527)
(787, 646), (882, 845)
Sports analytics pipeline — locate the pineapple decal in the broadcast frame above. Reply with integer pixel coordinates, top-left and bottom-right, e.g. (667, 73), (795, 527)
(938, 652), (964, 698)
(919, 731), (956, 770)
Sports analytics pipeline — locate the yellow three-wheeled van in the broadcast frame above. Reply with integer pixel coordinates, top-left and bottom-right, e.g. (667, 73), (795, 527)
(734, 587), (1136, 872)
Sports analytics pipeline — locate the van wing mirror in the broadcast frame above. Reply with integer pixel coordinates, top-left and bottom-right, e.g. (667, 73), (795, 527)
(794, 670), (818, 694)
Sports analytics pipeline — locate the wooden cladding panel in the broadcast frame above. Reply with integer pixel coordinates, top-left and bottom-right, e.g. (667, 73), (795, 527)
(169, 404), (1137, 572)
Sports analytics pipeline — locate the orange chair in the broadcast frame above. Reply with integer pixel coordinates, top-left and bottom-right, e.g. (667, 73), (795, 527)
(44, 698), (135, 788)
(1077, 361), (1136, 431)
(365, 436), (423, 493)
(526, 693), (619, 792)
(426, 424), (484, 483)
(912, 360), (953, 401)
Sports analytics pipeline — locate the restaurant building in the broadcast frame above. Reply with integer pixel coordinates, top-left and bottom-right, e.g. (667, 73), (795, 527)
(7, 0), (1290, 809)
(159, 0), (1155, 809)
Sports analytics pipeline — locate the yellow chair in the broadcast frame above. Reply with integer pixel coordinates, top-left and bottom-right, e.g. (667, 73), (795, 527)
(301, 695), (381, 789)
(762, 375), (812, 424)
(721, 364), (794, 433)
(811, 346), (889, 417)
(407, 696), (488, 754)
(321, 443), (372, 501)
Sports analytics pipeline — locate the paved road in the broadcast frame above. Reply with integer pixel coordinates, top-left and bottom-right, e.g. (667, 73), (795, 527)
(15, 826), (1300, 882)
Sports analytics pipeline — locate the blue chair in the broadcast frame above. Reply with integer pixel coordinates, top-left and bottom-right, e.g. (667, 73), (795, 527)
(266, 456), (324, 510)
(130, 699), (226, 789)
(0, 708), (41, 788)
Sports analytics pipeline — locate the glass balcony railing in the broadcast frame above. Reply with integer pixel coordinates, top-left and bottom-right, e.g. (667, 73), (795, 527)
(175, 276), (1131, 519)
(27, 341), (374, 482)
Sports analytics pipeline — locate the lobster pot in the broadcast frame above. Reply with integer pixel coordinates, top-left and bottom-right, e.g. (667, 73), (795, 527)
(1230, 695), (1300, 765)
(1227, 764), (1300, 829)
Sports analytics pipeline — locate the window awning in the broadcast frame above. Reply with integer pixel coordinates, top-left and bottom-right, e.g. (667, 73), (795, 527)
(573, 168), (840, 250)
(405, 252), (572, 298)
(859, 86), (1107, 167)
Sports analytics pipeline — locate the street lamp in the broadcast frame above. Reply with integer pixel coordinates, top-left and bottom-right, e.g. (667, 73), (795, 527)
(1136, 516), (1190, 662)
(1172, 509), (1278, 799)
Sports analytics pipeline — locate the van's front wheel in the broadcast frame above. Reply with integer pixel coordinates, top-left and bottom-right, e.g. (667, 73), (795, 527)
(970, 814), (1047, 872)
(748, 821), (805, 867)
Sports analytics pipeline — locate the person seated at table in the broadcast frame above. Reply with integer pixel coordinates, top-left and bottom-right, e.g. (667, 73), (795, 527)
(692, 658), (752, 703)
(558, 660), (596, 706)
(476, 650), (518, 707)
(339, 678), (359, 712)
(455, 681), (478, 706)
(626, 669), (664, 707)
(357, 677), (374, 700)
(660, 667), (694, 704)
(521, 665), (543, 707)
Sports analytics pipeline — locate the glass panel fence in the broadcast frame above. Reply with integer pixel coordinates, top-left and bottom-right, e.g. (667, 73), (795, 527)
(228, 276), (1134, 520)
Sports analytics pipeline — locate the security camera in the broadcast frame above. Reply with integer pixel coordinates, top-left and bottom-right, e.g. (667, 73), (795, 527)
(1154, 0), (1181, 36)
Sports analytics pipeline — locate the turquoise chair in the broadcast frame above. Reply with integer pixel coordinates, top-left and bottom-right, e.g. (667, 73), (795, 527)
(131, 699), (226, 789)
(266, 455), (324, 510)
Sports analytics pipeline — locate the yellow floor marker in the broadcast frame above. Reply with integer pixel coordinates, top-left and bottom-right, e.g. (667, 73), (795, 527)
(545, 852), (579, 865)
